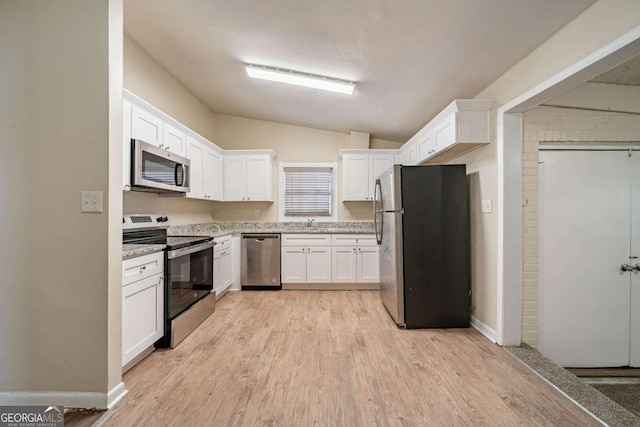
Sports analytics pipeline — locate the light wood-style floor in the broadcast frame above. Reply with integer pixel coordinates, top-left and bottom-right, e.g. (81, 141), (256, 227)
(104, 291), (599, 426)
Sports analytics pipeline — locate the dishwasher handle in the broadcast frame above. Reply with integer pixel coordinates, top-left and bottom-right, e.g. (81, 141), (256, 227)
(241, 234), (280, 240)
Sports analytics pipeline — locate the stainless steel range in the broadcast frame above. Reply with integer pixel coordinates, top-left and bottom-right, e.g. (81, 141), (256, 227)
(123, 214), (215, 348)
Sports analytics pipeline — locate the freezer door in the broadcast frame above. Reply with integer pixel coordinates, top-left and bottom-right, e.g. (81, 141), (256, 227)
(377, 166), (405, 325)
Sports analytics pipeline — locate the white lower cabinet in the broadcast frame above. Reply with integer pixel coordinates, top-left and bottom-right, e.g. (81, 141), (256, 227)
(214, 235), (233, 298)
(281, 234), (332, 284)
(122, 252), (164, 369)
(331, 234), (380, 283)
(281, 233), (379, 286)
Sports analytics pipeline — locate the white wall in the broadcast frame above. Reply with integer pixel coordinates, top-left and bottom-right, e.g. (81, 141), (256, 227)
(0, 0), (122, 403)
(522, 105), (640, 347)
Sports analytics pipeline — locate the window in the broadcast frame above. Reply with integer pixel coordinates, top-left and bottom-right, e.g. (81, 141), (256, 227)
(279, 163), (337, 221)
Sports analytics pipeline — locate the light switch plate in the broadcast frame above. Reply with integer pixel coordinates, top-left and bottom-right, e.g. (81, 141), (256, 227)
(254, 209), (261, 217)
(481, 199), (492, 213)
(82, 191), (103, 213)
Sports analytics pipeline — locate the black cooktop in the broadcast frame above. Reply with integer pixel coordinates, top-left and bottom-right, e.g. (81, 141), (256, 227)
(123, 228), (212, 250)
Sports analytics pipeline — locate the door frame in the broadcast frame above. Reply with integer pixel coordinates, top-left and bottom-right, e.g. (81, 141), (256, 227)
(497, 27), (640, 346)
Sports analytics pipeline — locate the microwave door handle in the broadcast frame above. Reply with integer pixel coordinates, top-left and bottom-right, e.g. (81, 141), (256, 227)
(175, 163), (187, 186)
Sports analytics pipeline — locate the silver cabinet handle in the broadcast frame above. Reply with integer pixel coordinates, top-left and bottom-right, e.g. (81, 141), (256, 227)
(634, 264), (640, 272)
(302, 248), (306, 254)
(353, 248), (356, 252)
(621, 264), (634, 272)
(139, 266), (147, 272)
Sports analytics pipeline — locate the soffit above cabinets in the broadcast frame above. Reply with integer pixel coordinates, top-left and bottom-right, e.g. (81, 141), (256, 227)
(124, 0), (597, 142)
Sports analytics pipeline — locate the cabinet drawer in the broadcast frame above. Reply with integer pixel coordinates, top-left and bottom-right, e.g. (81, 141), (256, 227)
(331, 234), (377, 246)
(214, 235), (231, 253)
(281, 234), (331, 246)
(123, 251), (164, 286)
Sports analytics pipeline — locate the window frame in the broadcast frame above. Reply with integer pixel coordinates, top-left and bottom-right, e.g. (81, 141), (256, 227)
(278, 162), (338, 222)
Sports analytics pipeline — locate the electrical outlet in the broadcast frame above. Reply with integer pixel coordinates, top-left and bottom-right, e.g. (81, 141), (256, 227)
(481, 199), (492, 213)
(82, 191), (103, 213)
(254, 209), (261, 217)
(345, 209), (351, 218)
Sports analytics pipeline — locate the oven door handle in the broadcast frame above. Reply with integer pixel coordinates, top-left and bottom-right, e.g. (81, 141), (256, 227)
(167, 241), (215, 259)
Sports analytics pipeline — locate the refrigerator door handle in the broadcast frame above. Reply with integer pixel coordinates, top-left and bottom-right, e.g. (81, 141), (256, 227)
(374, 179), (383, 245)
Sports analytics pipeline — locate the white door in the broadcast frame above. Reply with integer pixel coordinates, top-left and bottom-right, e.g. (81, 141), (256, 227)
(539, 150), (634, 367)
(281, 247), (306, 283)
(631, 152), (640, 366)
(357, 245), (380, 283)
(332, 247), (357, 283)
(306, 246), (332, 283)
(223, 156), (246, 201)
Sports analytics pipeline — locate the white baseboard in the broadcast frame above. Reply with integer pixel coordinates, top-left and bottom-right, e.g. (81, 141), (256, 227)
(0, 382), (127, 410)
(471, 315), (498, 343)
(107, 382), (127, 409)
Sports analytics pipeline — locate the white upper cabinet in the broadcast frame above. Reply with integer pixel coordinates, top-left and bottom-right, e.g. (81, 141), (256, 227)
(223, 151), (274, 202)
(163, 122), (187, 155)
(405, 99), (493, 164)
(131, 104), (163, 147)
(399, 140), (417, 166)
(340, 150), (395, 201)
(187, 135), (223, 201)
(342, 154), (369, 201)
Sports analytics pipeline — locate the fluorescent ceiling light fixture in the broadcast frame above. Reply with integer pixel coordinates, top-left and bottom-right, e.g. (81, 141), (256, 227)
(246, 64), (355, 95)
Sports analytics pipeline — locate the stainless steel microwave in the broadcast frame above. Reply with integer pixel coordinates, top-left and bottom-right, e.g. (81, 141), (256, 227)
(131, 139), (190, 193)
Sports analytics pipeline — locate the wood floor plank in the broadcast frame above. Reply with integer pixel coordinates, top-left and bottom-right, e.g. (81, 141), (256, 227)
(97, 291), (600, 427)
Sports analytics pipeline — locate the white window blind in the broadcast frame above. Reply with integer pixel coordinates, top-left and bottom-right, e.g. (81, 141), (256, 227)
(284, 166), (333, 216)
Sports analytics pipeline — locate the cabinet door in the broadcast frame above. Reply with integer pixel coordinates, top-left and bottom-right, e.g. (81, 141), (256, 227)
(434, 113), (456, 152)
(220, 250), (232, 291)
(281, 247), (307, 283)
(204, 149), (223, 200)
(357, 245), (380, 283)
(123, 99), (132, 189)
(245, 155), (272, 201)
(342, 154), (369, 201)
(131, 104), (163, 147)
(186, 137), (206, 199)
(369, 154), (394, 199)
(306, 246), (332, 283)
(332, 247), (357, 283)
(163, 122), (186, 155)
(213, 250), (221, 295)
(122, 273), (164, 367)
(223, 156), (246, 201)
(417, 131), (434, 161)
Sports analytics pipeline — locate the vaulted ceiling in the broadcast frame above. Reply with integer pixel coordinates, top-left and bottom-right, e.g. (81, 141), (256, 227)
(125, 0), (597, 142)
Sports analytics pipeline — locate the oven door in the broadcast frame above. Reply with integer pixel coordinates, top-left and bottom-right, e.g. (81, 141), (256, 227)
(132, 139), (190, 193)
(166, 241), (214, 319)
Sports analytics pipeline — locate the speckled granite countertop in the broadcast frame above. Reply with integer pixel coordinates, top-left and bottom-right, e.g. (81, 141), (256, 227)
(123, 222), (374, 259)
(122, 244), (166, 260)
(168, 221), (375, 238)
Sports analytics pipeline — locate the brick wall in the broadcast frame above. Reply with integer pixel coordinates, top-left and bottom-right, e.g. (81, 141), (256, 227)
(522, 106), (640, 347)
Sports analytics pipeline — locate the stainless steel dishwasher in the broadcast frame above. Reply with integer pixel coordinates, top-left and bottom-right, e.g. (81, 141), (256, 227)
(241, 234), (281, 290)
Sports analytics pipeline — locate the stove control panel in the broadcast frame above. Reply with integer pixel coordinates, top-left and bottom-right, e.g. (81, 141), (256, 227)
(123, 214), (169, 230)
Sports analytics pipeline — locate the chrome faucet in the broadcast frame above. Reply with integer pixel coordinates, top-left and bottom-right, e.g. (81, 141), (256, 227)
(306, 218), (316, 228)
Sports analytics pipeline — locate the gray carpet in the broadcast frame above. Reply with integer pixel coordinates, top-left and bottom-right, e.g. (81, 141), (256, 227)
(591, 384), (640, 418)
(505, 345), (640, 427)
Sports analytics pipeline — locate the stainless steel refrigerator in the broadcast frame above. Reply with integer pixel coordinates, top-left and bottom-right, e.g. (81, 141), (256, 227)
(374, 165), (470, 329)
